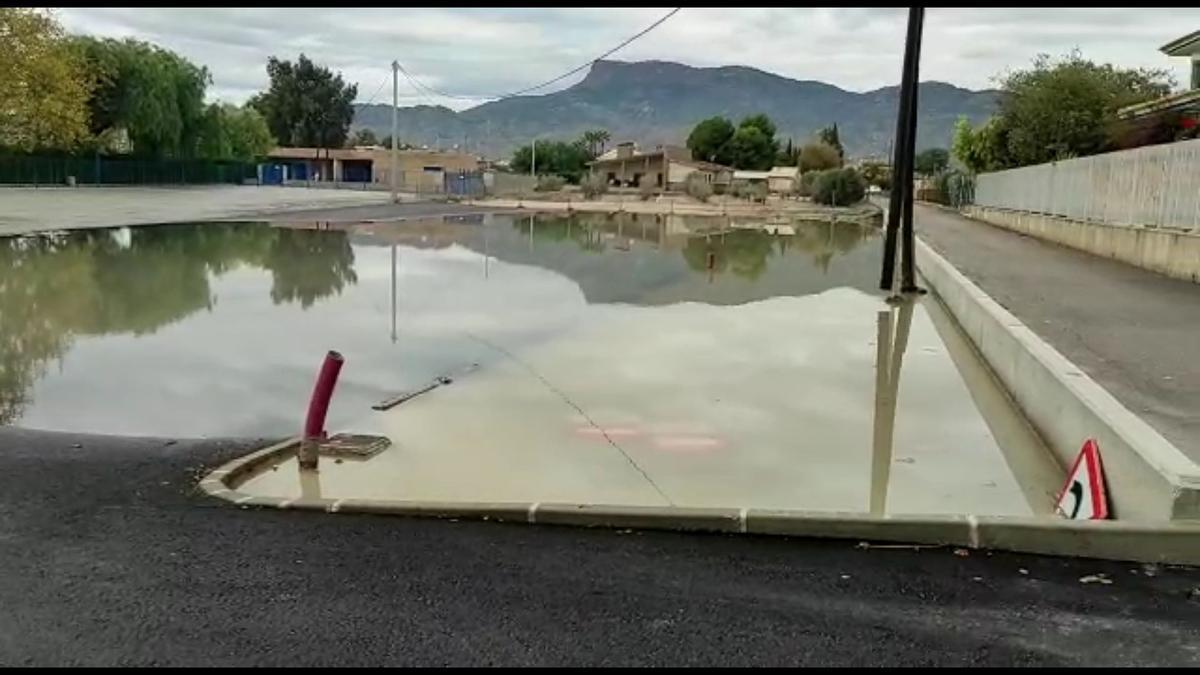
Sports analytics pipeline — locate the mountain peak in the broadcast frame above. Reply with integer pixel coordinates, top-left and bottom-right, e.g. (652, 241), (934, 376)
(352, 59), (997, 159)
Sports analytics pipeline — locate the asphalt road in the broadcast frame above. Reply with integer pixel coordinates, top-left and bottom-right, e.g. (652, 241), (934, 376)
(916, 203), (1200, 462)
(1, 426), (1198, 666)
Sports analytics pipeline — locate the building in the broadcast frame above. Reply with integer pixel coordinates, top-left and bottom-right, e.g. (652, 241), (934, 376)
(587, 142), (732, 191)
(262, 146), (481, 191)
(1114, 30), (1200, 148)
(733, 166), (802, 194)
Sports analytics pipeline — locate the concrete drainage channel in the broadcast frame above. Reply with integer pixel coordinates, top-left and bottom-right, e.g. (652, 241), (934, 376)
(200, 238), (1200, 565)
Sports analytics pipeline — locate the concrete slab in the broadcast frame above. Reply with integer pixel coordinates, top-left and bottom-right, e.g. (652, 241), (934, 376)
(234, 288), (1057, 518)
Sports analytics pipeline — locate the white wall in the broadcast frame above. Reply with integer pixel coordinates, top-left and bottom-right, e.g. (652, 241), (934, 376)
(975, 138), (1200, 230)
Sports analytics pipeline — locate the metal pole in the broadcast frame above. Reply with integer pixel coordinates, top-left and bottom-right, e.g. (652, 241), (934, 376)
(391, 61), (399, 204)
(899, 6), (925, 293)
(879, 6), (924, 292)
(390, 244), (397, 343)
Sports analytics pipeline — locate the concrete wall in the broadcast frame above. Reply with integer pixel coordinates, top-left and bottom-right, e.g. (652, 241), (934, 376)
(488, 172), (538, 195)
(916, 239), (1200, 521)
(963, 206), (1200, 283)
(975, 138), (1200, 229)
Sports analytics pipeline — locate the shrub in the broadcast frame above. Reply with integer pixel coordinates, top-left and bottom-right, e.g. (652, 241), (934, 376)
(798, 170), (823, 198)
(811, 168), (866, 206)
(932, 169), (975, 207)
(581, 173), (608, 200)
(684, 172), (712, 202)
(639, 180), (657, 201)
(746, 182), (768, 203)
(535, 175), (566, 192)
(800, 142), (842, 172)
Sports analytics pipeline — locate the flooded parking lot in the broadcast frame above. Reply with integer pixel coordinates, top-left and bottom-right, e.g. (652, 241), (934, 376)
(3, 211), (1061, 516)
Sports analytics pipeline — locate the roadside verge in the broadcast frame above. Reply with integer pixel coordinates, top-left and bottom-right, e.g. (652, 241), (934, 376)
(915, 238), (1200, 521)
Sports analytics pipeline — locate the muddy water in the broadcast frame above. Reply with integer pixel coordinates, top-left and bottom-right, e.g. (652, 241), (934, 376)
(1, 212), (879, 436)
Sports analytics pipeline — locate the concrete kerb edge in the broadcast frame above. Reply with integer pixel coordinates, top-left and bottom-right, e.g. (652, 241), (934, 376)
(914, 236), (1200, 517)
(199, 439), (1200, 565)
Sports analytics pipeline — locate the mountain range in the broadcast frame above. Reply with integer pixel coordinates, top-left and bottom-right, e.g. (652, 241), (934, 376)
(352, 59), (999, 161)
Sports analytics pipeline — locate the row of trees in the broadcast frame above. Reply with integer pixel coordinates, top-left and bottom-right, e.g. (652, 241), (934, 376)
(952, 50), (1176, 174)
(1, 8), (274, 161)
(2, 8), (366, 163)
(507, 128), (613, 183)
(685, 114), (847, 172)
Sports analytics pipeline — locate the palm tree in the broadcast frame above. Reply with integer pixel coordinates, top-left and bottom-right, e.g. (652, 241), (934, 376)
(595, 129), (610, 155)
(581, 129), (611, 157)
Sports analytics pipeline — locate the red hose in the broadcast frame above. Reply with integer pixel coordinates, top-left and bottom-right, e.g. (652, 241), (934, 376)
(304, 350), (344, 440)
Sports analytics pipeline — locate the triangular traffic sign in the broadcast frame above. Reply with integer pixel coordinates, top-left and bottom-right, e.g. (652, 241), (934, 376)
(1055, 439), (1109, 520)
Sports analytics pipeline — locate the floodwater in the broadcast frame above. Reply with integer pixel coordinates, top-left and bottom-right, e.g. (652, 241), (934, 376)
(2, 211), (1061, 516)
(2, 212), (878, 436)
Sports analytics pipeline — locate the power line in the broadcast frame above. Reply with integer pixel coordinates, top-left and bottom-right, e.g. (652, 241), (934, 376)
(394, 7), (682, 103)
(361, 74), (391, 106)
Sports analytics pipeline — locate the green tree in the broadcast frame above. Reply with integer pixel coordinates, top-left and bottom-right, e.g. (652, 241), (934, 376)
(859, 161), (892, 190)
(800, 141), (841, 172)
(0, 8), (92, 151)
(197, 103), (274, 161)
(817, 124), (845, 163)
(811, 167), (866, 206)
(686, 116), (735, 164)
(956, 51), (1174, 170)
(73, 36), (210, 157)
(739, 113), (777, 140)
(248, 54), (358, 150)
(725, 125), (777, 170)
(510, 137), (593, 183)
(777, 138), (800, 166)
(914, 147), (949, 175)
(952, 115), (1013, 173)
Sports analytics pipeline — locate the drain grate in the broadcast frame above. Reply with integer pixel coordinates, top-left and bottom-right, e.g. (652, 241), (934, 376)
(317, 434), (391, 459)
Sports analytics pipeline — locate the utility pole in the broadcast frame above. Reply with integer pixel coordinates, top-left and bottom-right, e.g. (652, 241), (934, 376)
(898, 7), (925, 294)
(879, 7), (925, 294)
(391, 60), (399, 204)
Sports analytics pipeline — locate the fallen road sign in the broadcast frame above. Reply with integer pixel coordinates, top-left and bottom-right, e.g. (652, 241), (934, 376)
(1055, 439), (1109, 520)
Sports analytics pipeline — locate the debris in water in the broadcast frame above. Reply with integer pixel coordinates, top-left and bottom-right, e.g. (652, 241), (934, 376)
(1079, 574), (1112, 585)
(953, 548), (970, 557)
(1141, 563), (1159, 577)
(840, 574), (851, 580)
(70, 443), (82, 449)
(1018, 568), (1029, 576)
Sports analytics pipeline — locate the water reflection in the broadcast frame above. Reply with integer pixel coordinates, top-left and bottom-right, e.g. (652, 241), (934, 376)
(1, 213), (878, 434)
(0, 224), (357, 424)
(870, 299), (914, 515)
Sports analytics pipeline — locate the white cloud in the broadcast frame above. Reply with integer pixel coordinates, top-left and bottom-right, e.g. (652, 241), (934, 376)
(54, 7), (1200, 111)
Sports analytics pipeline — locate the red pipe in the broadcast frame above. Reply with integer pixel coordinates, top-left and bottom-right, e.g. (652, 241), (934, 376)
(304, 350), (344, 440)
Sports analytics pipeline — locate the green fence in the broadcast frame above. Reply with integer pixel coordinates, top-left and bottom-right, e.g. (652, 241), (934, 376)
(0, 155), (258, 186)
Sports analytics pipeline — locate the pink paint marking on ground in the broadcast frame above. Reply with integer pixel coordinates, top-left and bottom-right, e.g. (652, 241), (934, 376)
(651, 435), (727, 454)
(573, 426), (642, 439)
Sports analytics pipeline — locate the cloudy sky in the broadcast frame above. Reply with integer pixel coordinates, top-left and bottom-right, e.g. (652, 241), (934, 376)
(56, 7), (1200, 110)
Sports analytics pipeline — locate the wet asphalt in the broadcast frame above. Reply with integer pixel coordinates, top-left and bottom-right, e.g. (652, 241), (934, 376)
(2, 426), (1199, 666)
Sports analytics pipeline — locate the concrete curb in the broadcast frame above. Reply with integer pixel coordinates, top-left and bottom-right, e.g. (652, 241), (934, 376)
(201, 439), (1200, 565)
(915, 237), (1200, 521)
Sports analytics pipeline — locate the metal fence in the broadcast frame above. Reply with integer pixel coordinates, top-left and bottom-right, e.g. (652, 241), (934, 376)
(0, 155), (257, 186)
(974, 138), (1200, 229)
